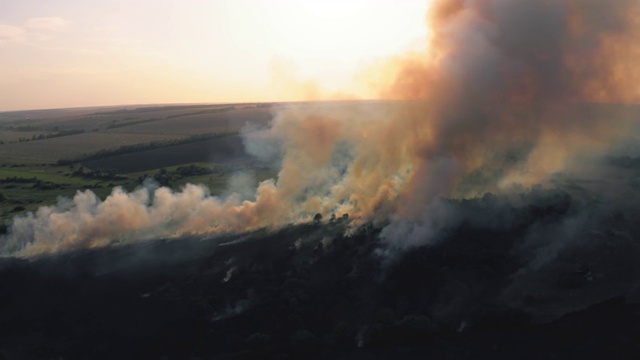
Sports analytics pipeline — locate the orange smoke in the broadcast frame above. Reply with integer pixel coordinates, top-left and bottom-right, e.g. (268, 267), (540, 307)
(3, 0), (640, 256)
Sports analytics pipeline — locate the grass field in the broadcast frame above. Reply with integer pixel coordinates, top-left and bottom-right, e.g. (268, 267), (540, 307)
(0, 103), (279, 226)
(104, 107), (271, 135)
(0, 104), (273, 165)
(0, 132), (189, 165)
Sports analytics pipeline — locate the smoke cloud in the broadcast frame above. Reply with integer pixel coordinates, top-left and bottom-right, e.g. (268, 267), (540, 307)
(2, 0), (640, 257)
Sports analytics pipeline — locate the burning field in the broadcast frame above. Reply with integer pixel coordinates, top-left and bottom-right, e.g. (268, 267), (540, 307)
(2, 0), (640, 358)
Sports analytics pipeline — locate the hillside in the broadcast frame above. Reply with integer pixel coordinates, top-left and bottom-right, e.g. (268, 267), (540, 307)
(2, 189), (640, 359)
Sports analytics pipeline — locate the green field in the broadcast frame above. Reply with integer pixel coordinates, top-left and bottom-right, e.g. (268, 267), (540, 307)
(0, 161), (276, 225)
(0, 103), (278, 226)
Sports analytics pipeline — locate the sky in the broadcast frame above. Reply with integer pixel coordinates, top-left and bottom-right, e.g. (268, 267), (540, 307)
(0, 0), (430, 111)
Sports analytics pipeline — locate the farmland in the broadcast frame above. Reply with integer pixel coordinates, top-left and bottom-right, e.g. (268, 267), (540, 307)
(0, 103), (277, 224)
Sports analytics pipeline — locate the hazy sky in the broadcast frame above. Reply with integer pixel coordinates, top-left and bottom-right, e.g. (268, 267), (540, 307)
(0, 0), (430, 111)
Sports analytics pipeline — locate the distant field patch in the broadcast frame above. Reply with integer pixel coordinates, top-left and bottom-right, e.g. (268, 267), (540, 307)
(105, 108), (271, 136)
(0, 132), (186, 165)
(82, 134), (249, 173)
(0, 167), (86, 185)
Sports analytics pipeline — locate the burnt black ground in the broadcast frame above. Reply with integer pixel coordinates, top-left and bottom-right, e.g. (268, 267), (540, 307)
(1, 191), (640, 359)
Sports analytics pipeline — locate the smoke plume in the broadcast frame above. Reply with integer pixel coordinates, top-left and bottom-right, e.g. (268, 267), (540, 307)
(2, 0), (640, 257)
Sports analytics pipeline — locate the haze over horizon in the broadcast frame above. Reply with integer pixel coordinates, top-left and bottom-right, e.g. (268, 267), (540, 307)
(0, 0), (429, 112)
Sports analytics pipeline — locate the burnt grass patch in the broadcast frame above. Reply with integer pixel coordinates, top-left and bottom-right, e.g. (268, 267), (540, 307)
(2, 191), (640, 359)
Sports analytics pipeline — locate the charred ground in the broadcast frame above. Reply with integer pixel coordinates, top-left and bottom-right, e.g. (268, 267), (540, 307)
(2, 189), (640, 359)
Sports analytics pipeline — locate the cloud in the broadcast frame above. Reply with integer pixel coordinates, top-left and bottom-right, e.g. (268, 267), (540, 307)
(0, 24), (26, 43)
(25, 17), (69, 31)
(0, 17), (69, 45)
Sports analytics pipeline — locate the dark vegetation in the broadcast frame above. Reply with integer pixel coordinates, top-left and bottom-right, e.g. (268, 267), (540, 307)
(78, 134), (248, 174)
(607, 156), (640, 191)
(91, 104), (227, 116)
(1, 190), (640, 359)
(0, 181), (79, 220)
(70, 166), (128, 181)
(164, 106), (235, 119)
(148, 165), (215, 187)
(9, 129), (85, 143)
(607, 155), (640, 170)
(105, 117), (162, 130)
(57, 132), (239, 167)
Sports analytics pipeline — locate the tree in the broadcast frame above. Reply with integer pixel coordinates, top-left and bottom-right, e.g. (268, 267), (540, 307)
(313, 213), (322, 224)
